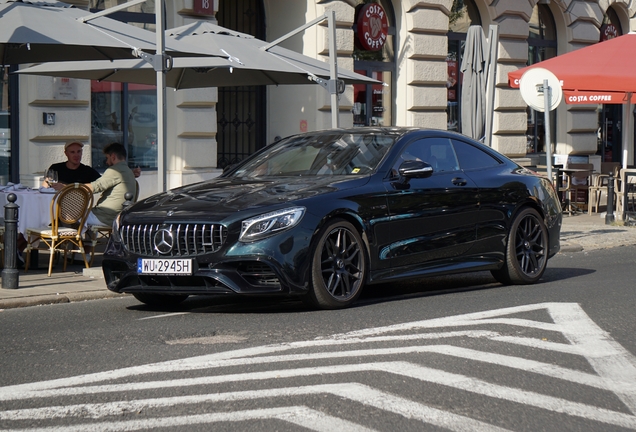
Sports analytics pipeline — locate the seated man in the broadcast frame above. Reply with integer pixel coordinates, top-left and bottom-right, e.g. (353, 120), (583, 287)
(84, 142), (137, 228)
(43, 141), (100, 186)
(43, 141), (140, 187)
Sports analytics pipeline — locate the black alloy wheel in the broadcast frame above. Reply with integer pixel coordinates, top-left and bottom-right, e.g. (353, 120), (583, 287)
(308, 219), (367, 309)
(491, 207), (548, 285)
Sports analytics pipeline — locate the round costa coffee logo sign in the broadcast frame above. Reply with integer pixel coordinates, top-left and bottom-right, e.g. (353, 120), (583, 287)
(600, 24), (618, 41)
(357, 3), (388, 51)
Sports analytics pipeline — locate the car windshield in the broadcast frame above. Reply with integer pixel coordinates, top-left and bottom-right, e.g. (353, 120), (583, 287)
(232, 133), (395, 178)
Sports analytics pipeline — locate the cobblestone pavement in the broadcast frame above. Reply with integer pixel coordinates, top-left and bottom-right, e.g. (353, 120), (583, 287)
(560, 212), (636, 252)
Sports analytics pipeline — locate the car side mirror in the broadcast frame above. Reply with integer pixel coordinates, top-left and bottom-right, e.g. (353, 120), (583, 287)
(398, 160), (434, 179)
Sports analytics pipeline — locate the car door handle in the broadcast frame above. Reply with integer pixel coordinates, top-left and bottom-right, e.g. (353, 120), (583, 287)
(452, 177), (467, 186)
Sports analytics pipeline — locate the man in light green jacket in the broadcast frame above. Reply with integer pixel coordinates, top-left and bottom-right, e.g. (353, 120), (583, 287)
(84, 142), (137, 227)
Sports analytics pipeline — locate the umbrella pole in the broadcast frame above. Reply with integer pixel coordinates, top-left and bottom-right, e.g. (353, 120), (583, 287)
(484, 25), (499, 147)
(543, 79), (553, 182)
(156, 0), (167, 192)
(328, 11), (339, 128)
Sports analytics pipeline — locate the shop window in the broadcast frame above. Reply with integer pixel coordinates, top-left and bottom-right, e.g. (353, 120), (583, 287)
(88, 1), (155, 171)
(91, 82), (157, 170)
(353, 0), (395, 127)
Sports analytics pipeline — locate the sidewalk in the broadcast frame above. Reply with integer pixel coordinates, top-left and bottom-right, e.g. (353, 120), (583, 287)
(0, 251), (125, 310)
(1, 212), (635, 310)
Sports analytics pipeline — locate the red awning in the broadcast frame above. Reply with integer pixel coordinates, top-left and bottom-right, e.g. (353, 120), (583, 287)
(508, 33), (636, 104)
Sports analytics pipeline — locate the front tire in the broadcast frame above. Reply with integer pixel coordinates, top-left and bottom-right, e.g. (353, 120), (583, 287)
(491, 207), (548, 285)
(307, 219), (367, 309)
(132, 292), (189, 307)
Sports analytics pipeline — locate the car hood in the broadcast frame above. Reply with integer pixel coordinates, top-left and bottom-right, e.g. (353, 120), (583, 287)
(124, 175), (370, 222)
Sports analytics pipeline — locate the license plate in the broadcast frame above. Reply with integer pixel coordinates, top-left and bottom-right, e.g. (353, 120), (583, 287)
(138, 258), (193, 275)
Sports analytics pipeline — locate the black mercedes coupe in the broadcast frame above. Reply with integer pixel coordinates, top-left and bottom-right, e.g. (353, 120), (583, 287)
(103, 127), (562, 309)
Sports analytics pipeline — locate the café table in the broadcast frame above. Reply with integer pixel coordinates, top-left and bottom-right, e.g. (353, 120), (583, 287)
(0, 187), (56, 237)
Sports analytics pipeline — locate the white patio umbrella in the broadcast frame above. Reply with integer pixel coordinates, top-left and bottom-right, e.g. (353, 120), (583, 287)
(460, 26), (487, 141)
(18, 19), (381, 191)
(18, 21), (378, 89)
(0, 0), (224, 64)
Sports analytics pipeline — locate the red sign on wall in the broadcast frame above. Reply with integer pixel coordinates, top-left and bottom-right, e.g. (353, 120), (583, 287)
(356, 3), (388, 51)
(194, 0), (216, 16)
(447, 59), (458, 101)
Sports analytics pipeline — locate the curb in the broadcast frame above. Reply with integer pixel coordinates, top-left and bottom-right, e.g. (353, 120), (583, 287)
(0, 291), (128, 310)
(559, 242), (584, 253)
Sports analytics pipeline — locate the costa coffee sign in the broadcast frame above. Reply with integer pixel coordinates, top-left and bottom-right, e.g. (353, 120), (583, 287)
(600, 24), (619, 41)
(357, 3), (388, 51)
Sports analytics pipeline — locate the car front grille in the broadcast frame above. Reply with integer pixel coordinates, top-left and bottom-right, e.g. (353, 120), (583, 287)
(120, 223), (227, 257)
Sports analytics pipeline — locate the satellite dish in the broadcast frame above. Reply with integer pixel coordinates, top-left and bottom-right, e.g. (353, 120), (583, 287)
(519, 67), (562, 112)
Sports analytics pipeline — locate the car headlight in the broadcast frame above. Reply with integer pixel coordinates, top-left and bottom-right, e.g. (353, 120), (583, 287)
(240, 207), (306, 242)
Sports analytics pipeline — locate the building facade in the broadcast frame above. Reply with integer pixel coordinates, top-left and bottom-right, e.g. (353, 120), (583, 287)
(1, 0), (634, 198)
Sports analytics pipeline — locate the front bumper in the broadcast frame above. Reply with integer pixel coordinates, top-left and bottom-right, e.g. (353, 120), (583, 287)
(103, 226), (315, 297)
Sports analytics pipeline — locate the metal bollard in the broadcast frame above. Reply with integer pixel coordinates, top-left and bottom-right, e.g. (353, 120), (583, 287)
(2, 193), (19, 289)
(606, 173), (615, 225)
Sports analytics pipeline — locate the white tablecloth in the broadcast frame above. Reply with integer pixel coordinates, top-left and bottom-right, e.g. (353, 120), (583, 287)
(0, 189), (55, 236)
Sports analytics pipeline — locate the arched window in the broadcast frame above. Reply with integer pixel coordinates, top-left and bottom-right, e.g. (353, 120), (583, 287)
(598, 8), (623, 163)
(352, 0), (396, 127)
(526, 4), (557, 154)
(447, 0), (481, 132)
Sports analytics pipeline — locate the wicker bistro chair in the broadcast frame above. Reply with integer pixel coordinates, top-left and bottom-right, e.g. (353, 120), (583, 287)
(589, 162), (621, 214)
(615, 168), (636, 219)
(24, 183), (94, 276)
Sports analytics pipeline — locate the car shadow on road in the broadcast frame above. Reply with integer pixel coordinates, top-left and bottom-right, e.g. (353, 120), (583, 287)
(357, 267), (595, 306)
(126, 267), (596, 314)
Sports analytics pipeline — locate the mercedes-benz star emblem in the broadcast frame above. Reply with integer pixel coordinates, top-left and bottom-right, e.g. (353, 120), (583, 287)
(153, 229), (174, 254)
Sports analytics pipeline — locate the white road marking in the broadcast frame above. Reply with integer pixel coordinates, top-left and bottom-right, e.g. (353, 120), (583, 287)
(3, 345), (630, 402)
(0, 330), (503, 397)
(137, 312), (189, 320)
(1, 384), (512, 432)
(2, 365), (635, 428)
(2, 406), (377, 432)
(1, 303), (635, 430)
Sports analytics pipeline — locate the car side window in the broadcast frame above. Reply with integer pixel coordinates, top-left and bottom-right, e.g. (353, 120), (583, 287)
(452, 139), (502, 171)
(392, 138), (459, 176)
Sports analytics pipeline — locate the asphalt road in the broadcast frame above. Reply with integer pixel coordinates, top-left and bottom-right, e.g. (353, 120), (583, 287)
(0, 246), (635, 431)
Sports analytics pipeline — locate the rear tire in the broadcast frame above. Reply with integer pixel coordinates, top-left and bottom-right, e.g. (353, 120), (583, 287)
(307, 219), (367, 309)
(132, 292), (189, 307)
(491, 207), (548, 285)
